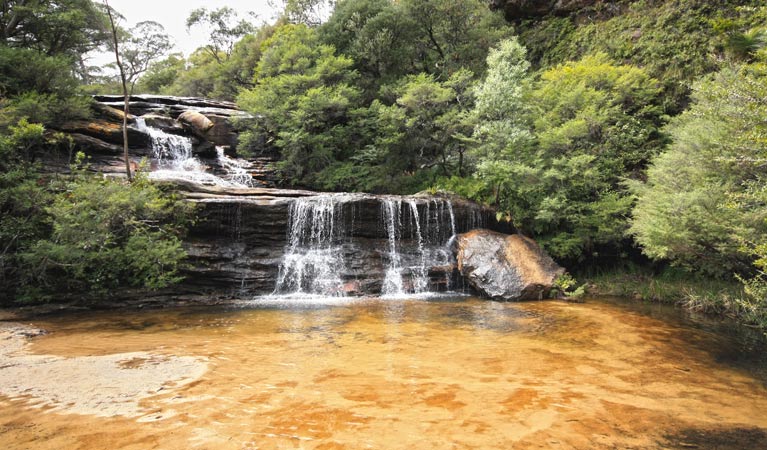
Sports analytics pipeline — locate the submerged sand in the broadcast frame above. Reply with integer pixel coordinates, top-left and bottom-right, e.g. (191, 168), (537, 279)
(1, 298), (766, 449)
(0, 323), (207, 419)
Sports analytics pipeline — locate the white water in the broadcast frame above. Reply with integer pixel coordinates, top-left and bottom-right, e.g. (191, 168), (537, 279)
(272, 195), (350, 297)
(216, 147), (253, 187)
(379, 198), (461, 297)
(270, 194), (475, 299)
(381, 199), (406, 296)
(135, 118), (253, 188)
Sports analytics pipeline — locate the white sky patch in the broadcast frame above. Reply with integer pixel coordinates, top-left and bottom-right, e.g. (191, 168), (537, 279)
(89, 0), (279, 69)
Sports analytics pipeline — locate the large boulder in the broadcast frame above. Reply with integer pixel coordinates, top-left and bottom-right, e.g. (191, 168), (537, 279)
(456, 229), (564, 300)
(178, 110), (214, 137)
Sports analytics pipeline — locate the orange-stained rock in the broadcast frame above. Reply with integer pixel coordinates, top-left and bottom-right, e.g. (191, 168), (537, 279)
(56, 119), (149, 148)
(456, 229), (564, 300)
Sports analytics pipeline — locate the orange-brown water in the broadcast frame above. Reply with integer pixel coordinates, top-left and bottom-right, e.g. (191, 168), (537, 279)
(2, 297), (767, 449)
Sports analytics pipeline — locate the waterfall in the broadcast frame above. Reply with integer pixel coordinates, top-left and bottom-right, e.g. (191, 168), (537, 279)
(216, 147), (253, 187)
(272, 195), (349, 297)
(379, 197), (463, 297)
(270, 193), (483, 298)
(381, 199), (405, 295)
(135, 118), (252, 188)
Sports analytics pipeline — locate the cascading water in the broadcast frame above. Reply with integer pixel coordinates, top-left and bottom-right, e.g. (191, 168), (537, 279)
(216, 147), (253, 187)
(381, 199), (406, 295)
(379, 198), (464, 297)
(270, 193), (487, 298)
(272, 195), (350, 297)
(135, 118), (252, 188)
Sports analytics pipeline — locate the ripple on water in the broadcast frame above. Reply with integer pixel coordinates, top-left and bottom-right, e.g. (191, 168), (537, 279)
(3, 296), (767, 450)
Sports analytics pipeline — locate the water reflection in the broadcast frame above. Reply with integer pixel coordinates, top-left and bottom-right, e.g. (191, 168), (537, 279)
(5, 296), (767, 450)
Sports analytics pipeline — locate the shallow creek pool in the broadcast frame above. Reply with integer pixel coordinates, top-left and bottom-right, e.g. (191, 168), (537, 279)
(1, 296), (767, 449)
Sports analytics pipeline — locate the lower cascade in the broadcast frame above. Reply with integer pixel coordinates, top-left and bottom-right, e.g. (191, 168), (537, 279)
(273, 195), (349, 297)
(271, 193), (485, 298)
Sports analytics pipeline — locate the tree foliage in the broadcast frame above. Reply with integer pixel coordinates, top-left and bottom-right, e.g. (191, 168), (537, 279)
(186, 7), (255, 64)
(237, 24), (362, 186)
(630, 63), (767, 277)
(22, 167), (195, 298)
(467, 49), (666, 261)
(0, 118), (196, 303)
(0, 0), (109, 60)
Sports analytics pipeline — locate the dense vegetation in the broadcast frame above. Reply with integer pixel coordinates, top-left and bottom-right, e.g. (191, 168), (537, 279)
(0, 0), (194, 303)
(1, 0), (766, 329)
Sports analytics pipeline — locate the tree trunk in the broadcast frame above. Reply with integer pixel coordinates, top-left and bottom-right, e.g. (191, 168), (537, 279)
(104, 0), (132, 181)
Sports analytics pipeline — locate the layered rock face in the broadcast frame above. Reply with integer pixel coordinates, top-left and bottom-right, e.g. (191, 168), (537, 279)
(456, 229), (564, 300)
(177, 186), (502, 298)
(45, 95), (278, 187)
(92, 95), (249, 148)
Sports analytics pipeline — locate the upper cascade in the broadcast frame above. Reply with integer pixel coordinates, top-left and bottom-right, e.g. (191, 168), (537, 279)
(135, 117), (253, 188)
(48, 95), (278, 188)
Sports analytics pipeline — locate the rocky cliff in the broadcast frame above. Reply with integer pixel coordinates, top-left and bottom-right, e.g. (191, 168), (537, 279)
(42, 96), (561, 303)
(489, 0), (629, 20)
(175, 184), (505, 298)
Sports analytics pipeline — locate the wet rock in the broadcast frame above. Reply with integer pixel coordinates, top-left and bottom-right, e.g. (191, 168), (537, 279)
(176, 189), (502, 298)
(92, 102), (135, 123)
(204, 114), (239, 148)
(456, 229), (564, 301)
(141, 113), (184, 134)
(65, 133), (123, 155)
(92, 94), (240, 111)
(192, 140), (217, 159)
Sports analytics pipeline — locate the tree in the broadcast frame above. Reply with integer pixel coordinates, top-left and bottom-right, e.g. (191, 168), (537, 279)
(1, 0), (109, 59)
(319, 0), (413, 92)
(104, 1), (172, 180)
(135, 53), (185, 94)
(630, 63), (767, 277)
(21, 164), (195, 300)
(159, 23), (277, 100)
(237, 24), (362, 188)
(0, 0), (108, 128)
(275, 0), (336, 27)
(364, 70), (475, 190)
(526, 54), (665, 260)
(399, 0), (509, 80)
(186, 7), (255, 65)
(471, 38), (535, 211)
(0, 120), (52, 297)
(319, 0), (510, 93)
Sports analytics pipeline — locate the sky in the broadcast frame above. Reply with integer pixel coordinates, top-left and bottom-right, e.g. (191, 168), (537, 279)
(90, 0), (280, 66)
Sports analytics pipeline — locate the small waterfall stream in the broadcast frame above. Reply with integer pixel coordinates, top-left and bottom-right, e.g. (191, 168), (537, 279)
(271, 194), (485, 298)
(272, 195), (349, 297)
(380, 198), (459, 297)
(135, 118), (253, 188)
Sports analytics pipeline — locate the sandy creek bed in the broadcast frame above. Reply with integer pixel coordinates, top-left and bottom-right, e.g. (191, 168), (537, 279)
(1, 297), (766, 449)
